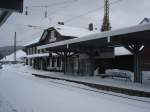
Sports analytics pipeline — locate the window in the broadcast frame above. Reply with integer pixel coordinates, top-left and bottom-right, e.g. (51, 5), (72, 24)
(30, 48), (32, 54)
(35, 47), (37, 54)
(49, 30), (56, 42)
(33, 47), (35, 54)
(27, 48), (30, 55)
(57, 57), (61, 67)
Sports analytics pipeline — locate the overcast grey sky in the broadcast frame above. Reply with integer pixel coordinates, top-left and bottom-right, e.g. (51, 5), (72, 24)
(0, 0), (150, 47)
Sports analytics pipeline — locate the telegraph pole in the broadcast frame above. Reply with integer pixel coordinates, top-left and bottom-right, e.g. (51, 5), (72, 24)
(14, 32), (16, 63)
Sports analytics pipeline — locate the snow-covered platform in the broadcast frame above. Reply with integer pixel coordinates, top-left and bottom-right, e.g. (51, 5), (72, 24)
(29, 68), (150, 97)
(3, 64), (150, 97)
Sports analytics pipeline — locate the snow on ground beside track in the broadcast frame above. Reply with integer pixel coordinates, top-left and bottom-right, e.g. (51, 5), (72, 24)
(0, 94), (18, 112)
(16, 64), (150, 92)
(0, 64), (150, 112)
(2, 64), (150, 102)
(2, 64), (150, 92)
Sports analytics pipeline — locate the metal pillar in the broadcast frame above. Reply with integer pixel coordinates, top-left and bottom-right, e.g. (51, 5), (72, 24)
(14, 32), (16, 63)
(125, 44), (144, 83)
(89, 50), (95, 76)
(63, 52), (68, 74)
(101, 0), (111, 32)
(133, 52), (142, 83)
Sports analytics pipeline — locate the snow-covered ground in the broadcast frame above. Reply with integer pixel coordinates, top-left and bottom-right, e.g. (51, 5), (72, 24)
(10, 64), (150, 92)
(0, 64), (150, 112)
(0, 50), (26, 62)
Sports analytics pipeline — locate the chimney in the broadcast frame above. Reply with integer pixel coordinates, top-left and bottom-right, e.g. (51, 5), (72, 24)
(89, 23), (93, 31)
(58, 22), (64, 25)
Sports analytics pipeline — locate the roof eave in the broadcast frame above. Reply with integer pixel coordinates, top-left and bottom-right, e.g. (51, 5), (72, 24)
(0, 10), (12, 27)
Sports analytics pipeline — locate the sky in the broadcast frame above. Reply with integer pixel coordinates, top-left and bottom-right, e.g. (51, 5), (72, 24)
(0, 0), (150, 47)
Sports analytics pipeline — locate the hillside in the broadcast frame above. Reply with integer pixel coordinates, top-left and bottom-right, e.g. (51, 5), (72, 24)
(0, 46), (22, 59)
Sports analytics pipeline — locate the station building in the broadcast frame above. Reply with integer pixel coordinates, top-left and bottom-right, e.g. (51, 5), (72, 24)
(25, 21), (150, 83)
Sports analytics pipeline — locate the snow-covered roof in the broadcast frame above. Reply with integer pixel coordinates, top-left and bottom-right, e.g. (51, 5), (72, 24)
(24, 30), (44, 47)
(115, 47), (131, 56)
(26, 53), (60, 58)
(0, 50), (26, 62)
(38, 23), (150, 50)
(26, 53), (49, 58)
(24, 25), (99, 47)
(54, 25), (99, 37)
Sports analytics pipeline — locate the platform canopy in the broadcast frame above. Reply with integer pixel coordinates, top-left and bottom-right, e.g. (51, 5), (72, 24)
(37, 23), (150, 83)
(38, 23), (150, 51)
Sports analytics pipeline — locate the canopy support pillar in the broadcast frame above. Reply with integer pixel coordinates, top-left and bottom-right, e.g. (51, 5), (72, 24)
(124, 44), (144, 83)
(89, 49), (95, 76)
(63, 52), (68, 74)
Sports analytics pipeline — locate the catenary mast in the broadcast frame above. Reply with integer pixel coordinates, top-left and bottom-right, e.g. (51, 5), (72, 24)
(101, 0), (111, 31)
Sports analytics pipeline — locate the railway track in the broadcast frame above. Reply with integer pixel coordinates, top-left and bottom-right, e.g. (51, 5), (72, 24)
(33, 74), (150, 103)
(47, 79), (150, 104)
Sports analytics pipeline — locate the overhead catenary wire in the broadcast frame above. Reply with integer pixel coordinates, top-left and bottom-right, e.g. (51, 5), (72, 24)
(26, 0), (78, 8)
(25, 0), (78, 17)
(57, 0), (124, 25)
(11, 0), (125, 41)
(8, 0), (124, 29)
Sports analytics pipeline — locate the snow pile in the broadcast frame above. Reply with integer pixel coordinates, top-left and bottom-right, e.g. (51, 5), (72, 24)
(0, 50), (26, 62)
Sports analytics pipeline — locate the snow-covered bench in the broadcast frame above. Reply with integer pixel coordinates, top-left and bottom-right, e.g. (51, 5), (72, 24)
(101, 69), (133, 81)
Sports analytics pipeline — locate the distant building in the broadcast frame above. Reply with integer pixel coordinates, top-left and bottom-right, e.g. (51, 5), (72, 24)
(140, 18), (150, 24)
(25, 19), (150, 77)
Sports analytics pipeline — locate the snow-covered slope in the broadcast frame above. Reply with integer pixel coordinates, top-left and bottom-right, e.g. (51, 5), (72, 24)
(0, 50), (26, 62)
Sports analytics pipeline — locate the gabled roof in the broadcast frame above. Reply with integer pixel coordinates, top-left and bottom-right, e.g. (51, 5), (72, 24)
(35, 25), (99, 46)
(140, 18), (150, 24)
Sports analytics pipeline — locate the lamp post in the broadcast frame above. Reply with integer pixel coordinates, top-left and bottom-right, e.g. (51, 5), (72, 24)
(14, 32), (16, 63)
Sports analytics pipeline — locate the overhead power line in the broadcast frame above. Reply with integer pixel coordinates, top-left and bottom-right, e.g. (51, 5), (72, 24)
(26, 0), (77, 8)
(60, 0), (124, 24)
(10, 0), (124, 41)
(26, 0), (124, 38)
(25, 0), (78, 18)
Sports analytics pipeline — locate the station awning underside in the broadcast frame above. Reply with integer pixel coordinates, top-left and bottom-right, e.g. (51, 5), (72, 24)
(38, 23), (150, 52)
(0, 10), (11, 27)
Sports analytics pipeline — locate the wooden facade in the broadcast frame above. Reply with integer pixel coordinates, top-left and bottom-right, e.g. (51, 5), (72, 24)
(25, 25), (78, 72)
